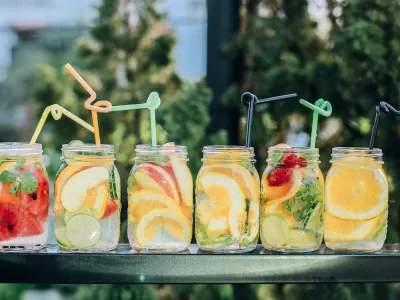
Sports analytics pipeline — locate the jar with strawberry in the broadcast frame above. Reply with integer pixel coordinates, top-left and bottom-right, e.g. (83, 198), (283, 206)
(195, 146), (260, 253)
(0, 143), (49, 251)
(261, 144), (324, 252)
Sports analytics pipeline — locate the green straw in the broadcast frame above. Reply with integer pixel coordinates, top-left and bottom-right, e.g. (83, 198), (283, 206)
(110, 91), (161, 146)
(299, 98), (332, 149)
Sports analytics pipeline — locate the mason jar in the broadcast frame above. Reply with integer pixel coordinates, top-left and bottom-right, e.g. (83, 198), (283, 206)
(128, 144), (193, 252)
(195, 146), (260, 253)
(0, 143), (49, 251)
(324, 147), (388, 252)
(54, 142), (121, 251)
(261, 147), (324, 252)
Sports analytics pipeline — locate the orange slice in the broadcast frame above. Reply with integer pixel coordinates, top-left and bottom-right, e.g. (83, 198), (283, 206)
(199, 172), (246, 239)
(263, 201), (296, 227)
(262, 169), (302, 204)
(0, 162), (19, 205)
(128, 189), (180, 223)
(136, 208), (191, 247)
(324, 211), (380, 242)
(326, 167), (388, 220)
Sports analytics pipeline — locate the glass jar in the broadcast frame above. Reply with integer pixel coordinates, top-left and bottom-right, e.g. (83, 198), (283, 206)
(261, 147), (324, 252)
(195, 146), (260, 253)
(0, 143), (49, 251)
(324, 147), (388, 252)
(54, 143), (121, 251)
(128, 144), (193, 252)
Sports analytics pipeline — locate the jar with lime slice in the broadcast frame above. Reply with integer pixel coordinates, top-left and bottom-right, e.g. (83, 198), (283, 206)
(324, 147), (388, 252)
(54, 141), (121, 251)
(261, 145), (324, 252)
(127, 144), (193, 252)
(195, 146), (260, 253)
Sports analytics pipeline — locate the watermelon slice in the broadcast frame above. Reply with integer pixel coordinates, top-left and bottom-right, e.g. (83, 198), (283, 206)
(19, 164), (49, 219)
(0, 203), (43, 241)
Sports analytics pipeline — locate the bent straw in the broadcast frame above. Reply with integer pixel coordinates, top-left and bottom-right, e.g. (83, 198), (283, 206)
(64, 64), (112, 146)
(30, 104), (94, 144)
(110, 92), (161, 146)
(241, 92), (298, 147)
(369, 101), (400, 149)
(299, 98), (332, 149)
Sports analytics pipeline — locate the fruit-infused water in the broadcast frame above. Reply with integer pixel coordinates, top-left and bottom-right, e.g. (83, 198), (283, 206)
(54, 142), (121, 251)
(261, 145), (324, 252)
(195, 146), (260, 253)
(0, 143), (49, 251)
(128, 144), (193, 252)
(324, 147), (388, 252)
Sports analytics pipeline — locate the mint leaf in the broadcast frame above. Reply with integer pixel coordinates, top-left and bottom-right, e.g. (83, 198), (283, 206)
(0, 170), (17, 183)
(15, 156), (26, 170)
(270, 151), (284, 167)
(291, 180), (322, 226)
(283, 200), (292, 212)
(8, 182), (20, 195)
(19, 172), (38, 194)
(224, 236), (234, 246)
(199, 223), (208, 239)
(109, 167), (118, 200)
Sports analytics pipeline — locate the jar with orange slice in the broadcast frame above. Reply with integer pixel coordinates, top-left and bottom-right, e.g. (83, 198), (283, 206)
(261, 145), (324, 252)
(54, 141), (121, 251)
(324, 147), (388, 252)
(128, 144), (193, 252)
(195, 146), (260, 252)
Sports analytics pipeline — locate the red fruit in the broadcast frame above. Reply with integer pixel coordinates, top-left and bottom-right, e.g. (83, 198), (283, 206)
(267, 168), (293, 187)
(101, 200), (119, 220)
(297, 157), (307, 168)
(281, 154), (298, 168)
(19, 164), (49, 218)
(0, 203), (43, 241)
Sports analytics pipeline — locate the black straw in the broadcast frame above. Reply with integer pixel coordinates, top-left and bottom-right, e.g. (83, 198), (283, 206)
(369, 101), (400, 149)
(241, 92), (298, 148)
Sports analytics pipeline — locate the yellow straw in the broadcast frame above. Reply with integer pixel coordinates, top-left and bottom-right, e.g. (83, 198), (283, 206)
(64, 63), (112, 146)
(30, 104), (94, 144)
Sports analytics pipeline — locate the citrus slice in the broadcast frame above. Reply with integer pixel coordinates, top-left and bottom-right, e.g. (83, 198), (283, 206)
(136, 208), (191, 247)
(207, 218), (229, 239)
(324, 211), (380, 242)
(65, 214), (101, 248)
(263, 201), (296, 227)
(305, 202), (322, 232)
(63, 206), (92, 224)
(199, 172), (246, 239)
(55, 227), (72, 248)
(262, 169), (302, 204)
(128, 189), (180, 223)
(203, 163), (259, 202)
(326, 167), (388, 220)
(261, 215), (290, 246)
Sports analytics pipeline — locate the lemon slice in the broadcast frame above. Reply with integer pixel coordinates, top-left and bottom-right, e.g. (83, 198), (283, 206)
(261, 215), (290, 246)
(65, 214), (101, 248)
(262, 169), (302, 204)
(136, 208), (191, 247)
(326, 167), (388, 220)
(199, 172), (246, 239)
(263, 201), (296, 227)
(207, 218), (229, 239)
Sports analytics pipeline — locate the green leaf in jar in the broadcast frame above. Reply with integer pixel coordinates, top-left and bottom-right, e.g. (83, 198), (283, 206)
(0, 170), (17, 183)
(19, 172), (39, 194)
(8, 182), (20, 195)
(224, 236), (234, 246)
(283, 200), (292, 213)
(291, 180), (322, 226)
(199, 223), (208, 239)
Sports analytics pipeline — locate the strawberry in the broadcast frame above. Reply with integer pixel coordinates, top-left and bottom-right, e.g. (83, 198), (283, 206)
(281, 154), (298, 168)
(296, 156), (307, 168)
(267, 168), (293, 187)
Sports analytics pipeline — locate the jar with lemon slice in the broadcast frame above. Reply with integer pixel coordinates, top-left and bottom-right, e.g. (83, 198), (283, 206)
(128, 144), (193, 252)
(324, 147), (388, 252)
(195, 146), (260, 253)
(261, 146), (324, 252)
(54, 142), (121, 251)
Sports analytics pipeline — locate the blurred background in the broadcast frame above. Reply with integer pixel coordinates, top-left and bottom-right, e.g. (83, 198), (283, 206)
(1, 0), (400, 299)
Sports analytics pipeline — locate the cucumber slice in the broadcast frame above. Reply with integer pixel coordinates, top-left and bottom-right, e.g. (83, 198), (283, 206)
(65, 214), (101, 248)
(261, 215), (290, 246)
(109, 166), (119, 200)
(305, 202), (322, 231)
(288, 229), (317, 247)
(63, 206), (93, 225)
(55, 227), (72, 248)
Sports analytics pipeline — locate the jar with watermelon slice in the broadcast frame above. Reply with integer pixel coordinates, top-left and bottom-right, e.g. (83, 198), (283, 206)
(127, 144), (193, 252)
(54, 141), (121, 251)
(195, 146), (260, 253)
(0, 143), (49, 251)
(261, 144), (324, 252)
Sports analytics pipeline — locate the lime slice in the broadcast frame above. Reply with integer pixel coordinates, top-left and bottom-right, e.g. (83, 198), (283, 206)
(68, 140), (85, 147)
(66, 214), (101, 248)
(305, 202), (322, 231)
(55, 227), (72, 248)
(288, 229), (317, 247)
(261, 215), (290, 246)
(63, 206), (93, 225)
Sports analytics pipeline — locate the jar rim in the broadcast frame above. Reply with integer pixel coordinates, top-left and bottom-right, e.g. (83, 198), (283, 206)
(332, 147), (382, 154)
(268, 146), (319, 154)
(0, 142), (42, 156)
(203, 145), (254, 154)
(62, 143), (114, 152)
(135, 144), (188, 155)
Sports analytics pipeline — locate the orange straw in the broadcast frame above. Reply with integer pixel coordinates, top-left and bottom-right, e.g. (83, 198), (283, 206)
(64, 64), (112, 146)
